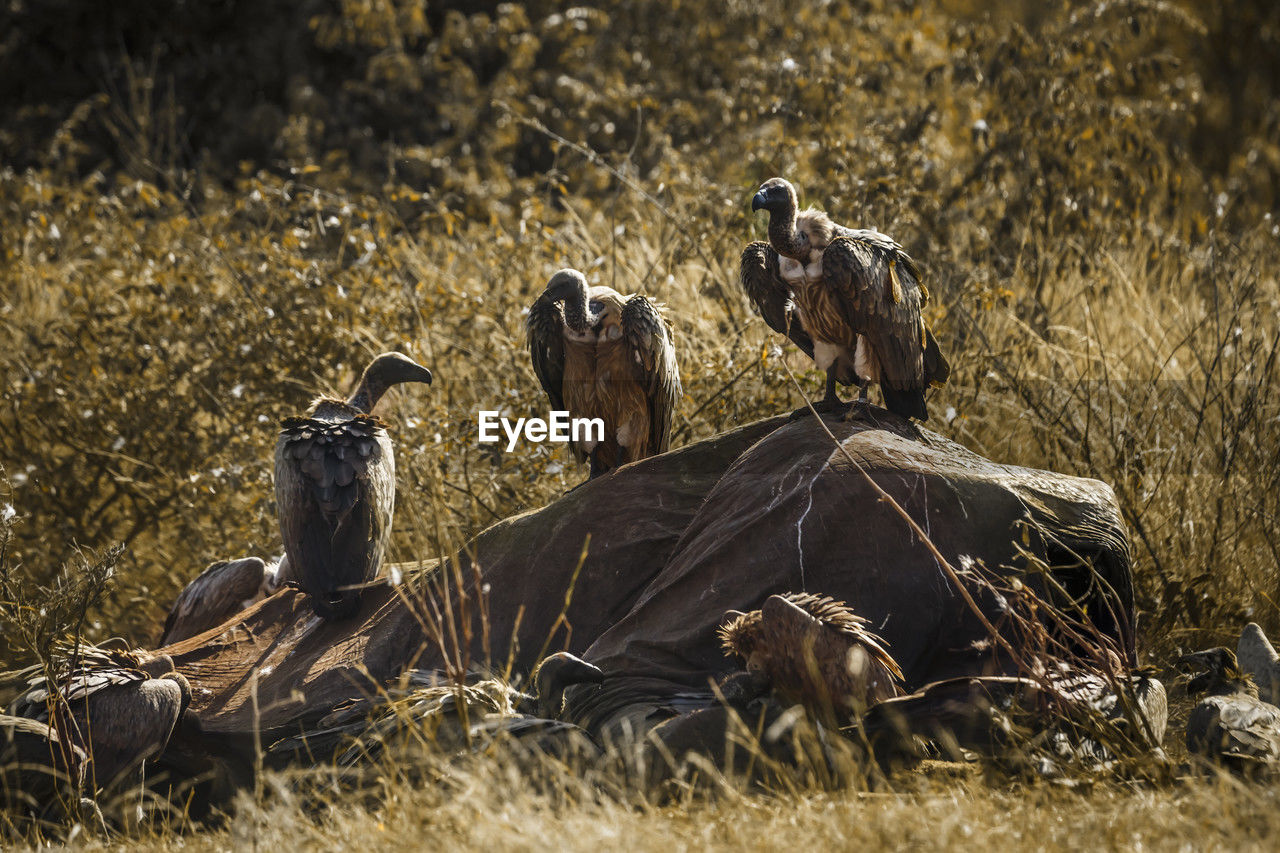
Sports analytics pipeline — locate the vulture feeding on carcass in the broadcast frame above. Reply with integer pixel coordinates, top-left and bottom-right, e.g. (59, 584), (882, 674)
(275, 351), (432, 620)
(718, 592), (904, 720)
(527, 268), (681, 478)
(1179, 646), (1280, 772)
(9, 647), (190, 792)
(741, 177), (949, 421)
(159, 556), (276, 645)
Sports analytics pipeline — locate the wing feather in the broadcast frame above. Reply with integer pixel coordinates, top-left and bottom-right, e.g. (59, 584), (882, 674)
(526, 294), (568, 412)
(820, 234), (929, 391)
(620, 295), (682, 456)
(160, 557), (266, 645)
(739, 241), (815, 358)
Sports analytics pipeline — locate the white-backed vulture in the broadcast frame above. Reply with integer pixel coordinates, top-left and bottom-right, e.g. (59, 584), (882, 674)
(159, 556), (272, 646)
(275, 352), (432, 620)
(1237, 623), (1280, 705)
(742, 177), (949, 421)
(526, 269), (681, 478)
(9, 648), (190, 792)
(1180, 646), (1280, 772)
(718, 592), (903, 719)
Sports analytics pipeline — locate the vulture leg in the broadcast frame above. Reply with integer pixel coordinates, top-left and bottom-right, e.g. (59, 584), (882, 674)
(790, 371), (850, 420)
(843, 382), (876, 423)
(588, 450), (606, 480)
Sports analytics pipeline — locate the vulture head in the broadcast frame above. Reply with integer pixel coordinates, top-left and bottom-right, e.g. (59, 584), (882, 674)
(751, 178), (807, 260)
(164, 671), (193, 717)
(542, 268), (596, 335)
(751, 177), (798, 215)
(1179, 646), (1251, 697)
(347, 352), (433, 414)
(532, 651), (604, 719)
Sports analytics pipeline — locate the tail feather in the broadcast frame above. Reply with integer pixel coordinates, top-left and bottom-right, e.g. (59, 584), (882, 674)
(881, 385), (928, 421)
(924, 327), (950, 387)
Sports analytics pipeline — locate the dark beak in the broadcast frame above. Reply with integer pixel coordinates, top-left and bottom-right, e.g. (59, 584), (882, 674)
(751, 190), (769, 212)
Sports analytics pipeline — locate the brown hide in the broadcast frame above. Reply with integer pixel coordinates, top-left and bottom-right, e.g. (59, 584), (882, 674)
(152, 412), (1131, 763)
(157, 417), (783, 737)
(565, 417), (1132, 732)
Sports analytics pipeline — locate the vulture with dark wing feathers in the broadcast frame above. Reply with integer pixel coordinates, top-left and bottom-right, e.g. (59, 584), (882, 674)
(159, 556), (272, 645)
(275, 351), (432, 620)
(719, 592), (903, 720)
(1180, 647), (1280, 772)
(527, 269), (681, 478)
(9, 647), (190, 792)
(742, 177), (949, 421)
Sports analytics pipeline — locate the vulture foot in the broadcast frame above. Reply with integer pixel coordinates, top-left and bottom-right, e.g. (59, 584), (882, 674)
(789, 398), (852, 421)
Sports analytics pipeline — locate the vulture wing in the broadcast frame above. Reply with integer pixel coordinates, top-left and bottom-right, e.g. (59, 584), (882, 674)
(275, 415), (394, 618)
(621, 294), (682, 456)
(160, 557), (267, 645)
(526, 294), (568, 412)
(821, 231), (949, 419)
(739, 241), (815, 358)
(820, 232), (928, 391)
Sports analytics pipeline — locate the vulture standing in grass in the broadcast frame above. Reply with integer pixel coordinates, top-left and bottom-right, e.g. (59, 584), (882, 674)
(1180, 646), (1280, 772)
(275, 352), (432, 620)
(1237, 622), (1280, 705)
(742, 177), (949, 421)
(10, 647), (190, 792)
(159, 556), (275, 645)
(527, 269), (681, 478)
(718, 593), (904, 720)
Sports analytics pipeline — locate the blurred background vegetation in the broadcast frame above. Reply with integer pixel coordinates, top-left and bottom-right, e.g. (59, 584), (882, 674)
(1, 0), (1278, 659)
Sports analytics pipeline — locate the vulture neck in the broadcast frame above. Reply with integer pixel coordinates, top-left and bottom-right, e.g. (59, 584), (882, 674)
(347, 379), (384, 414)
(767, 205), (808, 262)
(310, 396), (361, 421)
(558, 281), (594, 334)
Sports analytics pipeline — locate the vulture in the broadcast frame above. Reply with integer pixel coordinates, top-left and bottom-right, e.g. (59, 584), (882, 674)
(532, 651), (605, 720)
(159, 556), (275, 646)
(742, 177), (949, 421)
(862, 667), (1168, 772)
(9, 647), (190, 792)
(1179, 646), (1280, 772)
(718, 593), (904, 720)
(275, 351), (432, 620)
(1237, 622), (1280, 705)
(527, 269), (681, 478)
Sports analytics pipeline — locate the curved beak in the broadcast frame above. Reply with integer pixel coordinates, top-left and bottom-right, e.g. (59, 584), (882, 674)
(415, 365), (434, 385)
(751, 190), (769, 212)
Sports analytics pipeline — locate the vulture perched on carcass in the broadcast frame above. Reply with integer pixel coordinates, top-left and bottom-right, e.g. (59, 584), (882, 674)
(8, 646), (190, 793)
(1179, 646), (1280, 773)
(158, 556), (276, 645)
(741, 177), (949, 421)
(527, 268), (681, 478)
(719, 592), (904, 720)
(275, 351), (432, 620)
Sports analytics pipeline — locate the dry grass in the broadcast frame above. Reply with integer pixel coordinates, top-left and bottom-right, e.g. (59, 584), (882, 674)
(40, 764), (1280, 852)
(3, 0), (1280, 846)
